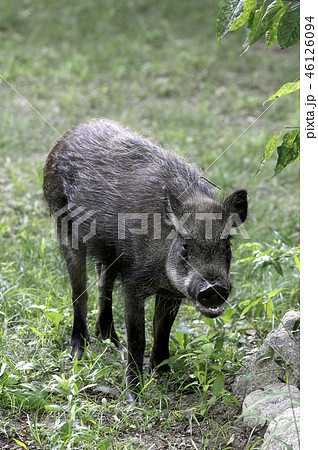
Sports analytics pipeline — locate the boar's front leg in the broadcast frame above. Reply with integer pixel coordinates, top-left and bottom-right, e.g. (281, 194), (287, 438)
(94, 263), (120, 347)
(150, 295), (181, 373)
(63, 247), (90, 360)
(123, 289), (146, 403)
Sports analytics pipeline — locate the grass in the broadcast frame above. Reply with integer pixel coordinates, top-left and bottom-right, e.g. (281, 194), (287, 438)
(0, 0), (299, 448)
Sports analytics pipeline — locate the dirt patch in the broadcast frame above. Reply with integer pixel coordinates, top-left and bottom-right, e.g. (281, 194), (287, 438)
(0, 387), (264, 450)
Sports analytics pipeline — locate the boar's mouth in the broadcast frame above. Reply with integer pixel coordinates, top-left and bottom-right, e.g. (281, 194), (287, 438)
(195, 285), (229, 318)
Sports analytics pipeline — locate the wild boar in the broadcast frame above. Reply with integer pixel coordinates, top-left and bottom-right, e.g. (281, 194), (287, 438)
(43, 118), (248, 402)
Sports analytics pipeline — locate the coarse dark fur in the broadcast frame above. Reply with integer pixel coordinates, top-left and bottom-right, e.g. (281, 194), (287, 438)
(43, 118), (248, 402)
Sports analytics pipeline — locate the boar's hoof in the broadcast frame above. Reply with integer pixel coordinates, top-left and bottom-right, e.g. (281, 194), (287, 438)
(94, 323), (122, 349)
(70, 345), (85, 360)
(126, 391), (137, 404)
(125, 391), (143, 404)
(70, 335), (90, 360)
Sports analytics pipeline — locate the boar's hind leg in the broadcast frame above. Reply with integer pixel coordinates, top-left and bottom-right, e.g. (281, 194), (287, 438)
(150, 296), (181, 372)
(63, 247), (90, 360)
(94, 263), (121, 347)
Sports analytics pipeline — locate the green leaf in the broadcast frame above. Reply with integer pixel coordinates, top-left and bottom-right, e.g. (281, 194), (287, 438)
(277, 2), (300, 49)
(267, 288), (285, 298)
(174, 330), (185, 348)
(212, 373), (225, 396)
(216, 0), (246, 43)
(256, 129), (284, 174)
(73, 435), (101, 443)
(45, 311), (63, 328)
(241, 298), (261, 315)
(246, 3), (266, 44)
(223, 396), (232, 406)
(274, 355), (287, 367)
(13, 439), (28, 449)
(263, 80), (300, 105)
(274, 129), (300, 176)
(265, 26), (277, 49)
(230, 0), (257, 31)
(29, 326), (42, 336)
(249, 0), (283, 45)
(221, 307), (236, 323)
(210, 364), (223, 372)
(16, 361), (35, 371)
(265, 4), (287, 49)
(273, 260), (283, 276)
(294, 253), (300, 271)
(202, 343), (215, 357)
(256, 345), (274, 363)
(263, 298), (274, 319)
(214, 337), (224, 352)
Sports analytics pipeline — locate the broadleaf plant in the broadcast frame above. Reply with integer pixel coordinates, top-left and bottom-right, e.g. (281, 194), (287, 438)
(217, 0), (300, 175)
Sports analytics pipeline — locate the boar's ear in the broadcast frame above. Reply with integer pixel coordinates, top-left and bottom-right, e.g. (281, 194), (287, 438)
(223, 188), (248, 226)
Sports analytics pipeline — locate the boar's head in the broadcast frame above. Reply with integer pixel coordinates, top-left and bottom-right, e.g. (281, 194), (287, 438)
(164, 188), (248, 318)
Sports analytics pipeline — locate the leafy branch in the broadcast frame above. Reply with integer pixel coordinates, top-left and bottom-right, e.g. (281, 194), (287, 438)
(216, 0), (300, 175)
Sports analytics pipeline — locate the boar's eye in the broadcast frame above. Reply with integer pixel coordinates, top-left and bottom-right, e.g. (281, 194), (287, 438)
(225, 238), (232, 264)
(180, 241), (189, 261)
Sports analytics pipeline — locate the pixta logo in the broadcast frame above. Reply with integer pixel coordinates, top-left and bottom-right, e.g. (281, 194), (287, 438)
(117, 212), (250, 240)
(52, 203), (96, 249)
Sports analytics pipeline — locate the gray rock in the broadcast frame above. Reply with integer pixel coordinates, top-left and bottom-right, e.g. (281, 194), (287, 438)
(263, 406), (300, 450)
(232, 311), (300, 400)
(242, 382), (300, 429)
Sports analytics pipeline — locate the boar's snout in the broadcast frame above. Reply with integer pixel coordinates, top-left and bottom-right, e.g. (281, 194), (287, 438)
(196, 282), (230, 318)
